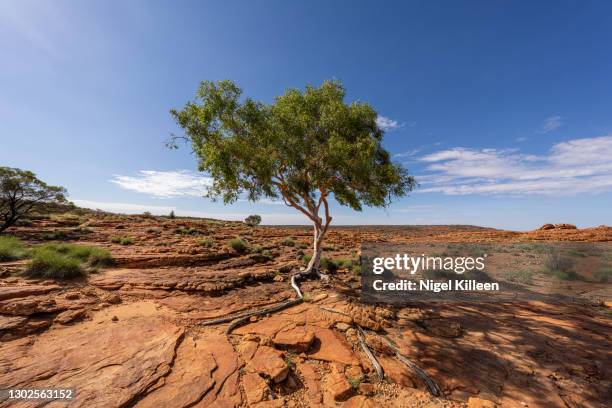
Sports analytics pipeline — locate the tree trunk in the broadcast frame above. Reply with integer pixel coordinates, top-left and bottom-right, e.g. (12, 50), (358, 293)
(305, 224), (327, 274)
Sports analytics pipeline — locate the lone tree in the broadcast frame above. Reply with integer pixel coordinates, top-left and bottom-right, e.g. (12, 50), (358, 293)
(244, 214), (262, 227)
(170, 80), (415, 275)
(0, 167), (67, 233)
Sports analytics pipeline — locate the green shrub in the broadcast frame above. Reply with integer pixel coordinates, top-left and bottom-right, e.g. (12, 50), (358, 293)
(198, 238), (214, 248)
(244, 215), (262, 227)
(229, 238), (248, 253)
(110, 236), (122, 243)
(0, 236), (28, 261)
(261, 249), (274, 259)
(505, 269), (535, 284)
(320, 257), (338, 273)
(41, 230), (70, 241)
(24, 244), (113, 279)
(593, 267), (612, 283)
(281, 237), (295, 247)
(298, 243), (308, 249)
(120, 237), (133, 245)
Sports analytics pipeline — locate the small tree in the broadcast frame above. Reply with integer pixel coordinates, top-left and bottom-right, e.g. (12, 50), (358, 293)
(1, 167), (67, 233)
(170, 80), (415, 274)
(244, 214), (262, 227)
(169, 210), (175, 219)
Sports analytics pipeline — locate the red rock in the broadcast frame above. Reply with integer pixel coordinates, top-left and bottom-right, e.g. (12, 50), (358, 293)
(324, 371), (353, 401)
(247, 345), (289, 383)
(422, 318), (462, 338)
(54, 308), (87, 324)
(242, 373), (270, 405)
(273, 326), (315, 352)
(467, 397), (497, 408)
(298, 362), (323, 405)
(343, 395), (380, 407)
(135, 337), (217, 408)
(308, 327), (359, 365)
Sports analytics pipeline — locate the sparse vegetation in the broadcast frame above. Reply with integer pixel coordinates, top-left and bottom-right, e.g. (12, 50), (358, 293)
(348, 377), (361, 389)
(281, 237), (295, 247)
(41, 230), (70, 241)
(198, 238), (214, 248)
(505, 269), (535, 284)
(0, 236), (28, 261)
(229, 238), (248, 253)
(244, 215), (261, 227)
(25, 244), (113, 279)
(544, 250), (579, 280)
(593, 267), (612, 283)
(111, 236), (134, 245)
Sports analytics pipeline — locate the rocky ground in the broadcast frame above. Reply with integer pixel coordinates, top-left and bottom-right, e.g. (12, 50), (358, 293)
(0, 212), (611, 408)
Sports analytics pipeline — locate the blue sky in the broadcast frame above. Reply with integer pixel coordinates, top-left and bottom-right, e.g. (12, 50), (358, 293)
(1, 1), (611, 230)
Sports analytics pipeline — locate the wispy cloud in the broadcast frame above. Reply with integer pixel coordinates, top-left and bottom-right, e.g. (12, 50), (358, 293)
(417, 135), (612, 196)
(111, 170), (212, 198)
(376, 115), (403, 131)
(540, 115), (563, 133)
(393, 148), (422, 158)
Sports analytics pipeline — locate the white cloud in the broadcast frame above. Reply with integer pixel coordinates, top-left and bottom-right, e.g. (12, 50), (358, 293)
(393, 148), (422, 158)
(417, 135), (612, 196)
(111, 170), (212, 198)
(376, 115), (403, 131)
(540, 115), (563, 133)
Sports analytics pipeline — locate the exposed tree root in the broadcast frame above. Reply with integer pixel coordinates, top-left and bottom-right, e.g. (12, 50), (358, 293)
(364, 329), (441, 396)
(199, 268), (440, 397)
(356, 326), (384, 381)
(224, 298), (303, 334)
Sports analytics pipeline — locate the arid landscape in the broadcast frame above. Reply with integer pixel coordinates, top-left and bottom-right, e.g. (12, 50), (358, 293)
(1, 209), (610, 408)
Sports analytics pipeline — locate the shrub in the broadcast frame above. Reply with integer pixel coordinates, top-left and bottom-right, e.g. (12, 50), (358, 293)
(505, 269), (535, 284)
(281, 237), (295, 247)
(544, 250), (574, 274)
(169, 210), (175, 219)
(320, 257), (338, 273)
(198, 238), (214, 248)
(244, 215), (262, 227)
(261, 249), (274, 259)
(592, 267), (612, 283)
(41, 230), (70, 241)
(229, 238), (248, 253)
(110, 236), (133, 245)
(0, 236), (28, 261)
(24, 244), (113, 279)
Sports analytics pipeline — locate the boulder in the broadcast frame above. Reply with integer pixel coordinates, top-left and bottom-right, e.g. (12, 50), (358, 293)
(273, 327), (315, 352)
(247, 345), (289, 383)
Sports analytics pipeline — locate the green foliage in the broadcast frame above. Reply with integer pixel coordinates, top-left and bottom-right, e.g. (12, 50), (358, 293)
(0, 236), (28, 261)
(42, 230), (70, 241)
(198, 238), (214, 248)
(244, 214), (262, 227)
(229, 238), (248, 253)
(592, 267), (611, 283)
(505, 269), (535, 284)
(281, 237), (295, 247)
(175, 227), (200, 235)
(544, 251), (577, 280)
(320, 257), (338, 273)
(1, 166), (67, 234)
(25, 244), (113, 279)
(111, 236), (133, 245)
(169, 210), (175, 219)
(261, 249), (274, 259)
(348, 377), (361, 389)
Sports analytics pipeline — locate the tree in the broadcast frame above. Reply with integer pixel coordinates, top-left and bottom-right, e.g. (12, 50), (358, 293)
(1, 167), (67, 233)
(170, 80), (415, 275)
(244, 214), (262, 227)
(169, 210), (175, 219)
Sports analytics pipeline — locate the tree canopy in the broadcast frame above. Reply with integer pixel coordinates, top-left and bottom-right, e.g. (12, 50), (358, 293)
(0, 167), (67, 233)
(170, 79), (416, 272)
